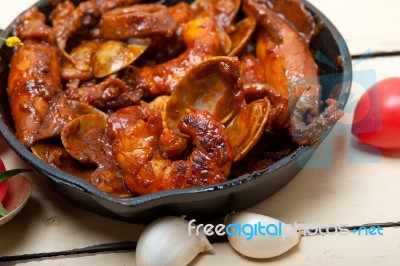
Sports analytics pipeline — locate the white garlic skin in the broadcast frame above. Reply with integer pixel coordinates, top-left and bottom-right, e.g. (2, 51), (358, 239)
(136, 216), (213, 266)
(225, 212), (301, 259)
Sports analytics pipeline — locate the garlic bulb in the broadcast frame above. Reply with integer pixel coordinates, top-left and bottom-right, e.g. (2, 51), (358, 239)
(136, 216), (213, 266)
(225, 212), (301, 259)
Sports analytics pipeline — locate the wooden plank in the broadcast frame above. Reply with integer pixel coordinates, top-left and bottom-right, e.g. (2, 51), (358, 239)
(307, 0), (400, 56)
(0, 0), (37, 29)
(193, 227), (400, 266)
(9, 227), (400, 265)
(11, 252), (135, 266)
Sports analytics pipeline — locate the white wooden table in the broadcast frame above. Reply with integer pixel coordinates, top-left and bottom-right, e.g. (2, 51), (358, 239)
(1, 0), (400, 265)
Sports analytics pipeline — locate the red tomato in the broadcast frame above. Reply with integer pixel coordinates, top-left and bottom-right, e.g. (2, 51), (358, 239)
(0, 159), (8, 203)
(352, 78), (400, 149)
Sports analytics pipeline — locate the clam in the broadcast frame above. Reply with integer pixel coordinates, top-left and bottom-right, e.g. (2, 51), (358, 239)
(33, 97), (106, 144)
(269, 0), (316, 42)
(62, 41), (102, 80)
(219, 29), (233, 55)
(228, 16), (257, 56)
(165, 55), (270, 162)
(60, 113), (132, 197)
(31, 142), (94, 182)
(227, 98), (271, 162)
(149, 96), (190, 158)
(93, 40), (149, 78)
(67, 99), (107, 116)
(166, 56), (245, 133)
(61, 113), (108, 164)
(148, 95), (171, 125)
(63, 39), (149, 80)
(191, 0), (241, 32)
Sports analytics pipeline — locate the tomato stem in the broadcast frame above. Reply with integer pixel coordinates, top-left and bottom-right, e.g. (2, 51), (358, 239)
(0, 169), (31, 183)
(0, 202), (9, 217)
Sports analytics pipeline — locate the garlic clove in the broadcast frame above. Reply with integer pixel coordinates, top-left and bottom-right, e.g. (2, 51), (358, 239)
(225, 212), (301, 259)
(136, 216), (213, 266)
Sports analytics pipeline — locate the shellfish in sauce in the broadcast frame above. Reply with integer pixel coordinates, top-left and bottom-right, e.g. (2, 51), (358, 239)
(7, 0), (343, 197)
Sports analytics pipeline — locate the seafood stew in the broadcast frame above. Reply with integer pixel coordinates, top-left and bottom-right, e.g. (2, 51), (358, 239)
(0, 0), (351, 221)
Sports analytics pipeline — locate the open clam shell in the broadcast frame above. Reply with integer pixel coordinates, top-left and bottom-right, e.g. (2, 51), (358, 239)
(269, 0), (316, 42)
(227, 98), (271, 162)
(93, 40), (149, 78)
(31, 141), (94, 181)
(166, 56), (245, 133)
(228, 16), (256, 56)
(191, 0), (241, 31)
(61, 113), (108, 164)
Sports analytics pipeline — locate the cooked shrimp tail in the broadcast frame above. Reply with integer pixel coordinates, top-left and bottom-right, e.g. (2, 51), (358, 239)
(113, 107), (234, 195)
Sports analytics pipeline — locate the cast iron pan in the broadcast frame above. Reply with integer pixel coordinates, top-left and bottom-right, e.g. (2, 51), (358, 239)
(0, 0), (352, 223)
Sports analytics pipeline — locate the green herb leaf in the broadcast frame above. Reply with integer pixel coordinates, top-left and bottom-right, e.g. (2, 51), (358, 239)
(0, 169), (31, 183)
(0, 202), (9, 217)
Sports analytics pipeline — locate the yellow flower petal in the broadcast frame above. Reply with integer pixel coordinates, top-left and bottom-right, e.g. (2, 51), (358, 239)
(5, 36), (23, 47)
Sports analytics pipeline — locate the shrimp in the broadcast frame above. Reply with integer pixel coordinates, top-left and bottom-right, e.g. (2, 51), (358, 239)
(51, 0), (144, 54)
(51, 0), (101, 51)
(96, 4), (178, 40)
(107, 99), (188, 159)
(112, 106), (233, 195)
(244, 0), (343, 144)
(8, 8), (63, 149)
(239, 54), (289, 132)
(14, 7), (56, 44)
(8, 40), (62, 147)
(134, 17), (223, 96)
(148, 96), (189, 159)
(8, 7), (109, 147)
